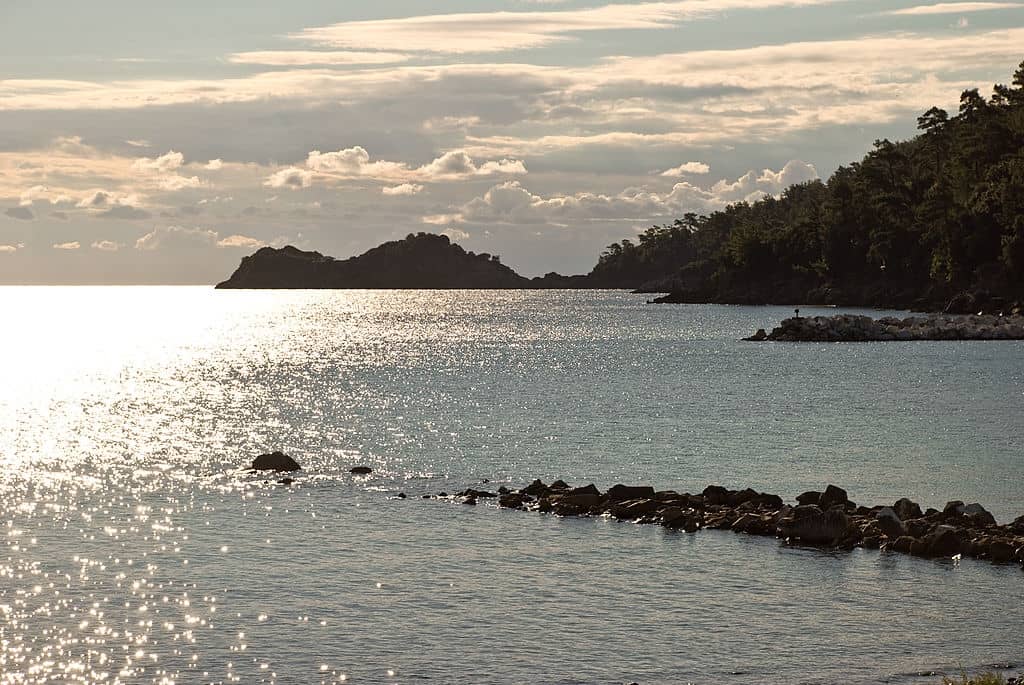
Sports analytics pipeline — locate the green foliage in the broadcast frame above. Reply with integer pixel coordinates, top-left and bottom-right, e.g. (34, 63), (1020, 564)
(592, 60), (1024, 307)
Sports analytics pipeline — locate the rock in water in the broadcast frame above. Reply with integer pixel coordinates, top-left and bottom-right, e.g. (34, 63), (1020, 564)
(350, 466), (373, 475)
(250, 451), (301, 472)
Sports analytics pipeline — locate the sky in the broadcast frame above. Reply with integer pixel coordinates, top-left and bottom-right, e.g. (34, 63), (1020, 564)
(1, 1), (1023, 283)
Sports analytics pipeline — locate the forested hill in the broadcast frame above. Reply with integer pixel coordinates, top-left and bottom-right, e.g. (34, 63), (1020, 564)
(591, 60), (1024, 312)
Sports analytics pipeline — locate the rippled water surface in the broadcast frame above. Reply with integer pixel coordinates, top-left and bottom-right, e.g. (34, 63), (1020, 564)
(1, 287), (1022, 684)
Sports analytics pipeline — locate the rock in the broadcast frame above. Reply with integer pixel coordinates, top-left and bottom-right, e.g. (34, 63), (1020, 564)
(397, 492), (406, 499)
(498, 486), (510, 495)
(278, 477), (295, 485)
(796, 491), (822, 506)
(607, 484), (657, 502)
(554, 493), (601, 510)
(943, 500), (965, 516)
(460, 488), (496, 498)
(250, 451), (301, 472)
(893, 497), (923, 521)
(549, 479), (570, 490)
(701, 485), (731, 505)
(567, 484), (601, 497)
(728, 488), (759, 507)
(743, 328), (768, 341)
(779, 506), (851, 544)
(662, 508), (702, 532)
(350, 466), (373, 475)
(461, 496), (477, 506)
(732, 513), (774, 536)
(891, 536), (917, 553)
(819, 484), (849, 510)
(904, 518), (933, 538)
(610, 498), (661, 520)
(499, 493), (526, 509)
(958, 503), (997, 527)
(875, 507), (906, 538)
(988, 540), (1016, 563)
(522, 479), (549, 496)
(924, 525), (963, 558)
(752, 493), (784, 510)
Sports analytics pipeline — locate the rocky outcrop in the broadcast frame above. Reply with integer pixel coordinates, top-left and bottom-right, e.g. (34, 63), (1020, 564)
(250, 451), (301, 472)
(458, 480), (1024, 568)
(748, 314), (1024, 342)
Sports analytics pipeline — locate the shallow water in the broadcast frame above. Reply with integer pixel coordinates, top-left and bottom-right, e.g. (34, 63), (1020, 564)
(0, 287), (1021, 684)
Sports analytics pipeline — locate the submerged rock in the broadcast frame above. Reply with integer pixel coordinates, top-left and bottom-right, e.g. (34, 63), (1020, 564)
(250, 451), (301, 472)
(350, 466), (373, 475)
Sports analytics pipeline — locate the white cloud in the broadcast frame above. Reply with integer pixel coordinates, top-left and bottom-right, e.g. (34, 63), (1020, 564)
(216, 234), (266, 249)
(132, 150), (184, 173)
(382, 183), (424, 196)
(0, 244), (21, 254)
(416, 151), (527, 179)
(158, 175), (203, 191)
(881, 2), (1021, 15)
(91, 240), (121, 251)
(264, 167), (314, 189)
(135, 225), (218, 250)
(205, 159), (224, 170)
(661, 162), (711, 176)
(53, 241), (81, 250)
(441, 228), (470, 242)
(294, 0), (842, 54)
(229, 51), (410, 66)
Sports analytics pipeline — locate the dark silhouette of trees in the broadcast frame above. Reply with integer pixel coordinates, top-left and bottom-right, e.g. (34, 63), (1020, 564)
(592, 60), (1024, 309)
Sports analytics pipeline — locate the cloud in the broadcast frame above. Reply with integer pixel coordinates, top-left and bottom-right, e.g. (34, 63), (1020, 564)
(76, 190), (113, 208)
(0, 244), (20, 254)
(382, 183), (424, 196)
(99, 205), (152, 220)
(306, 146), (405, 177)
(451, 160), (819, 224)
(132, 150), (184, 173)
(416, 151), (527, 179)
(264, 167), (314, 189)
(216, 234), (266, 249)
(158, 175), (203, 191)
(293, 0), (842, 54)
(53, 241), (81, 250)
(229, 51), (410, 66)
(205, 159), (223, 170)
(135, 225), (218, 251)
(91, 240), (121, 251)
(125, 139), (151, 148)
(441, 228), (470, 241)
(661, 161), (711, 176)
(880, 2), (1021, 15)
(5, 206), (35, 221)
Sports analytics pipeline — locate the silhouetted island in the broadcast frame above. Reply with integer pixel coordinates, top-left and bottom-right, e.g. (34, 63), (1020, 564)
(216, 233), (587, 289)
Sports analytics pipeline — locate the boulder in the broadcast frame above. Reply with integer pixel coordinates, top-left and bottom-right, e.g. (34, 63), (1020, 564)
(987, 540), (1016, 563)
(567, 484), (601, 497)
(875, 507), (906, 538)
(891, 535), (917, 553)
(522, 479), (549, 496)
(924, 525), (963, 558)
(607, 484), (657, 502)
(958, 503), (997, 527)
(349, 466), (373, 475)
(732, 513), (774, 536)
(701, 485), (731, 505)
(250, 451), (301, 472)
(609, 498), (660, 519)
(796, 491), (822, 506)
(554, 493), (601, 510)
(819, 484), (849, 510)
(904, 518), (933, 538)
(778, 506), (851, 544)
(662, 508), (702, 532)
(499, 493), (526, 509)
(893, 497), (923, 521)
(549, 479), (570, 490)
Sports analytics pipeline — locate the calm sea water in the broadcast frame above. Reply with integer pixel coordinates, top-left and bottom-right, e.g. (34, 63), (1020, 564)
(0, 287), (1021, 685)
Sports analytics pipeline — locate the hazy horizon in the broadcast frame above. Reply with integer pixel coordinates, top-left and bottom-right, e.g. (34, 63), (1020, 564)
(2, 0), (1024, 284)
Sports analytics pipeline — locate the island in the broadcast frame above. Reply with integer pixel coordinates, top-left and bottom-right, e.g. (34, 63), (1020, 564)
(216, 232), (586, 290)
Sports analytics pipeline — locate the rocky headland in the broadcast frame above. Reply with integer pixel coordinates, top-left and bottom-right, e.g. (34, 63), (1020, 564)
(744, 313), (1024, 342)
(216, 232), (586, 289)
(438, 480), (1024, 568)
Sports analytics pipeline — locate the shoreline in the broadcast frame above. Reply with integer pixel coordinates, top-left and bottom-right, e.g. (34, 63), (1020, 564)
(744, 313), (1024, 342)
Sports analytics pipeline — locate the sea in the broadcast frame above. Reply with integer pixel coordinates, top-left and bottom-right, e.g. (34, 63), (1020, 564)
(0, 287), (1021, 685)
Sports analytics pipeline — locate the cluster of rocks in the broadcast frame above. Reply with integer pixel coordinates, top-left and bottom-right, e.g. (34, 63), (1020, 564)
(468, 480), (1024, 567)
(246, 452), (373, 483)
(745, 313), (1024, 342)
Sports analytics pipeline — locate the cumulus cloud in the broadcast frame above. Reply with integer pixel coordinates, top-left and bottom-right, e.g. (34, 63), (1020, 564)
(441, 228), (471, 242)
(661, 161), (710, 176)
(450, 160), (819, 225)
(205, 159), (223, 170)
(91, 240), (121, 251)
(5, 206), (35, 221)
(382, 183), (424, 196)
(0, 244), (20, 254)
(53, 241), (80, 250)
(158, 175), (203, 191)
(135, 225), (219, 251)
(132, 150), (185, 173)
(76, 190), (112, 208)
(416, 151), (527, 180)
(264, 167), (314, 189)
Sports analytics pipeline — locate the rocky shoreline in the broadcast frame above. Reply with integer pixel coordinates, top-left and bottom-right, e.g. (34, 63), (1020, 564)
(745, 313), (1024, 342)
(439, 480), (1024, 568)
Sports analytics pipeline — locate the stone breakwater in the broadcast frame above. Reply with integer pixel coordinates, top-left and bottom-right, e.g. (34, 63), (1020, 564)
(745, 314), (1024, 342)
(441, 481), (1024, 568)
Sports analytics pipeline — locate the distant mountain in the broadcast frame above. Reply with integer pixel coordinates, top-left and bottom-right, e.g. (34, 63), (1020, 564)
(215, 232), (587, 289)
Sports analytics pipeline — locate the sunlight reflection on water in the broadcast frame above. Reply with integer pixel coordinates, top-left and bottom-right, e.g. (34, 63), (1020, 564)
(0, 287), (1022, 684)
